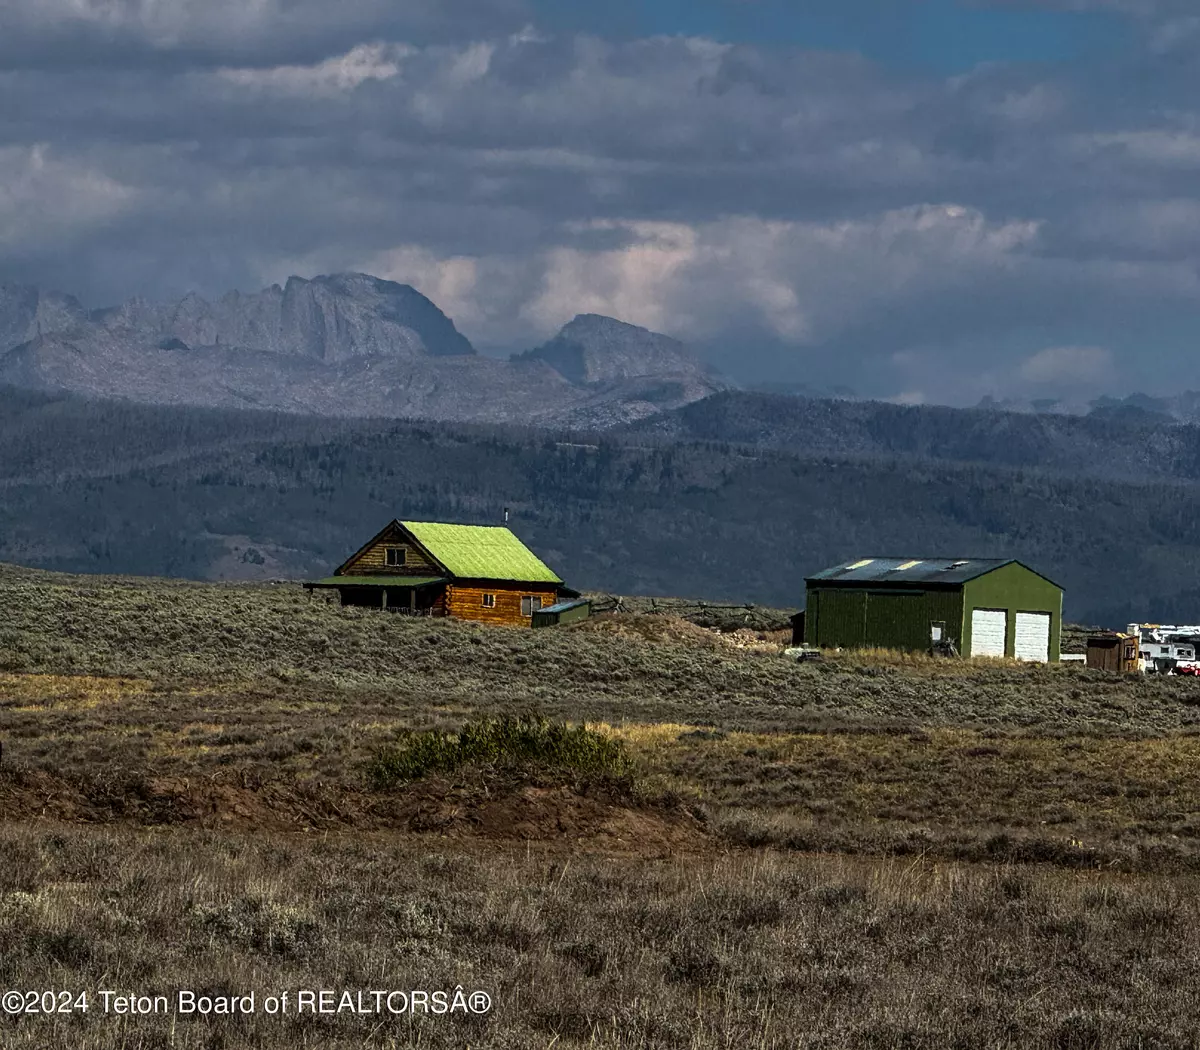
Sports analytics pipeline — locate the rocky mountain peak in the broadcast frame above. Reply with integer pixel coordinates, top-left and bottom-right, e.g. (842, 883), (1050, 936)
(0, 283), (87, 350)
(299, 273), (476, 358)
(77, 272), (478, 362)
(518, 313), (727, 388)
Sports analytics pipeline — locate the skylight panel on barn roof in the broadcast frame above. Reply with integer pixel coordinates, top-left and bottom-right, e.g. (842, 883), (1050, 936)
(847, 558), (874, 569)
(898, 560), (922, 570)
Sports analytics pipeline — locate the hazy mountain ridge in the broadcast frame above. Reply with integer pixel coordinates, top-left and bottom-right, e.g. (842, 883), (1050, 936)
(6, 385), (1200, 625)
(631, 390), (1200, 482)
(0, 274), (727, 425)
(977, 391), (1200, 425)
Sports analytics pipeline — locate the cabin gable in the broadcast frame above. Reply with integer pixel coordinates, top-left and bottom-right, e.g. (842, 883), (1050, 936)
(338, 521), (442, 577)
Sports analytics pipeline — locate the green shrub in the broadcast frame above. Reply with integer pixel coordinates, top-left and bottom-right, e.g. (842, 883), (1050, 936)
(367, 715), (633, 788)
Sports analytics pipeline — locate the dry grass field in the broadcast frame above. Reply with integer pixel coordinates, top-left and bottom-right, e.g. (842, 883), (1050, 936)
(4, 563), (1200, 1048)
(4, 826), (1200, 1050)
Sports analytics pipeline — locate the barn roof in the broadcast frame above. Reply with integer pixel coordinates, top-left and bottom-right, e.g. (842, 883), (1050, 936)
(807, 557), (1060, 588)
(401, 521), (563, 583)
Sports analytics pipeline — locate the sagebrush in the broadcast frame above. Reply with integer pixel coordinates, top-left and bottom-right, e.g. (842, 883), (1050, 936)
(367, 716), (633, 788)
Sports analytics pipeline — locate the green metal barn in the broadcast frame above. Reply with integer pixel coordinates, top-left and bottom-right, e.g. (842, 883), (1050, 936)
(804, 558), (1063, 662)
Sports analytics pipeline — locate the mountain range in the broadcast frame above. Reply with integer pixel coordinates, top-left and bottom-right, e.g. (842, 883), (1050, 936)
(0, 274), (728, 427)
(9, 270), (1200, 433)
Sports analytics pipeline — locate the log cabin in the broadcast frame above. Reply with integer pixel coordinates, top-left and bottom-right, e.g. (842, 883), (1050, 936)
(304, 519), (578, 627)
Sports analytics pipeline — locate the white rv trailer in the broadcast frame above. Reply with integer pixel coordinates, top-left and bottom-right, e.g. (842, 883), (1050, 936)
(1126, 624), (1200, 673)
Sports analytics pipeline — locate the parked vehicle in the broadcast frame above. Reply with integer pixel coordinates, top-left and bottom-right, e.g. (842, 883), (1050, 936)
(1127, 624), (1200, 674)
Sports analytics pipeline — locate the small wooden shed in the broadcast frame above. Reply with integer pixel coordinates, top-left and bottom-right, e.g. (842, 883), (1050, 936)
(531, 598), (592, 628)
(1086, 633), (1140, 673)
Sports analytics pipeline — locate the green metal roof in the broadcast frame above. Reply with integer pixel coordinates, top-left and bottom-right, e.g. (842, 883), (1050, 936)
(402, 521), (563, 583)
(311, 575), (446, 587)
(807, 558), (1061, 589)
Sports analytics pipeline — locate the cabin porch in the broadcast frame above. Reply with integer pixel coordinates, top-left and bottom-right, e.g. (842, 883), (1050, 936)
(303, 575), (448, 615)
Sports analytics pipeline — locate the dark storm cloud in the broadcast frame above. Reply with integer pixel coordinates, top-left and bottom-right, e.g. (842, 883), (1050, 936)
(3, 2), (1200, 403)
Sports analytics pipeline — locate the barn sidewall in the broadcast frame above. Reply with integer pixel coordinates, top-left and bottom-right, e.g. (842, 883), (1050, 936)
(805, 585), (964, 653)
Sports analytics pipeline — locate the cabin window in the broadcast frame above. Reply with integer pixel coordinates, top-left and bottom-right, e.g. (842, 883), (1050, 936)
(385, 547), (406, 567)
(521, 596), (543, 617)
(482, 593), (496, 608)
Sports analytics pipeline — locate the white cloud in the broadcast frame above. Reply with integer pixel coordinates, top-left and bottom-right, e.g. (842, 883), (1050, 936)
(988, 83), (1068, 123)
(217, 42), (410, 96)
(8, 0), (303, 49)
(519, 206), (1040, 344)
(0, 144), (136, 248)
(1082, 130), (1200, 167)
(0, 0), (525, 68)
(1018, 345), (1114, 384)
(508, 24), (548, 47)
(1061, 198), (1200, 256)
(521, 221), (701, 336)
(311, 205), (1047, 350)
(447, 41), (495, 85)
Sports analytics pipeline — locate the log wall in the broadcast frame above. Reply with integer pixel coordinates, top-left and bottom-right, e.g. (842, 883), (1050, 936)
(446, 583), (559, 627)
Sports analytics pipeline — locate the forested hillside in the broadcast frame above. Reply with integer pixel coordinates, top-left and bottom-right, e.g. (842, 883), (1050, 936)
(4, 385), (1200, 625)
(633, 391), (1200, 482)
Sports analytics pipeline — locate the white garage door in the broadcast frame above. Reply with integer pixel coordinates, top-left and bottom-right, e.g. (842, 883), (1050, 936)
(971, 609), (1007, 657)
(1014, 612), (1051, 662)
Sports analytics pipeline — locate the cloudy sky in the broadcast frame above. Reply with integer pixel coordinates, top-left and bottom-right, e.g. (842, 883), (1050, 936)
(2, 0), (1199, 403)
